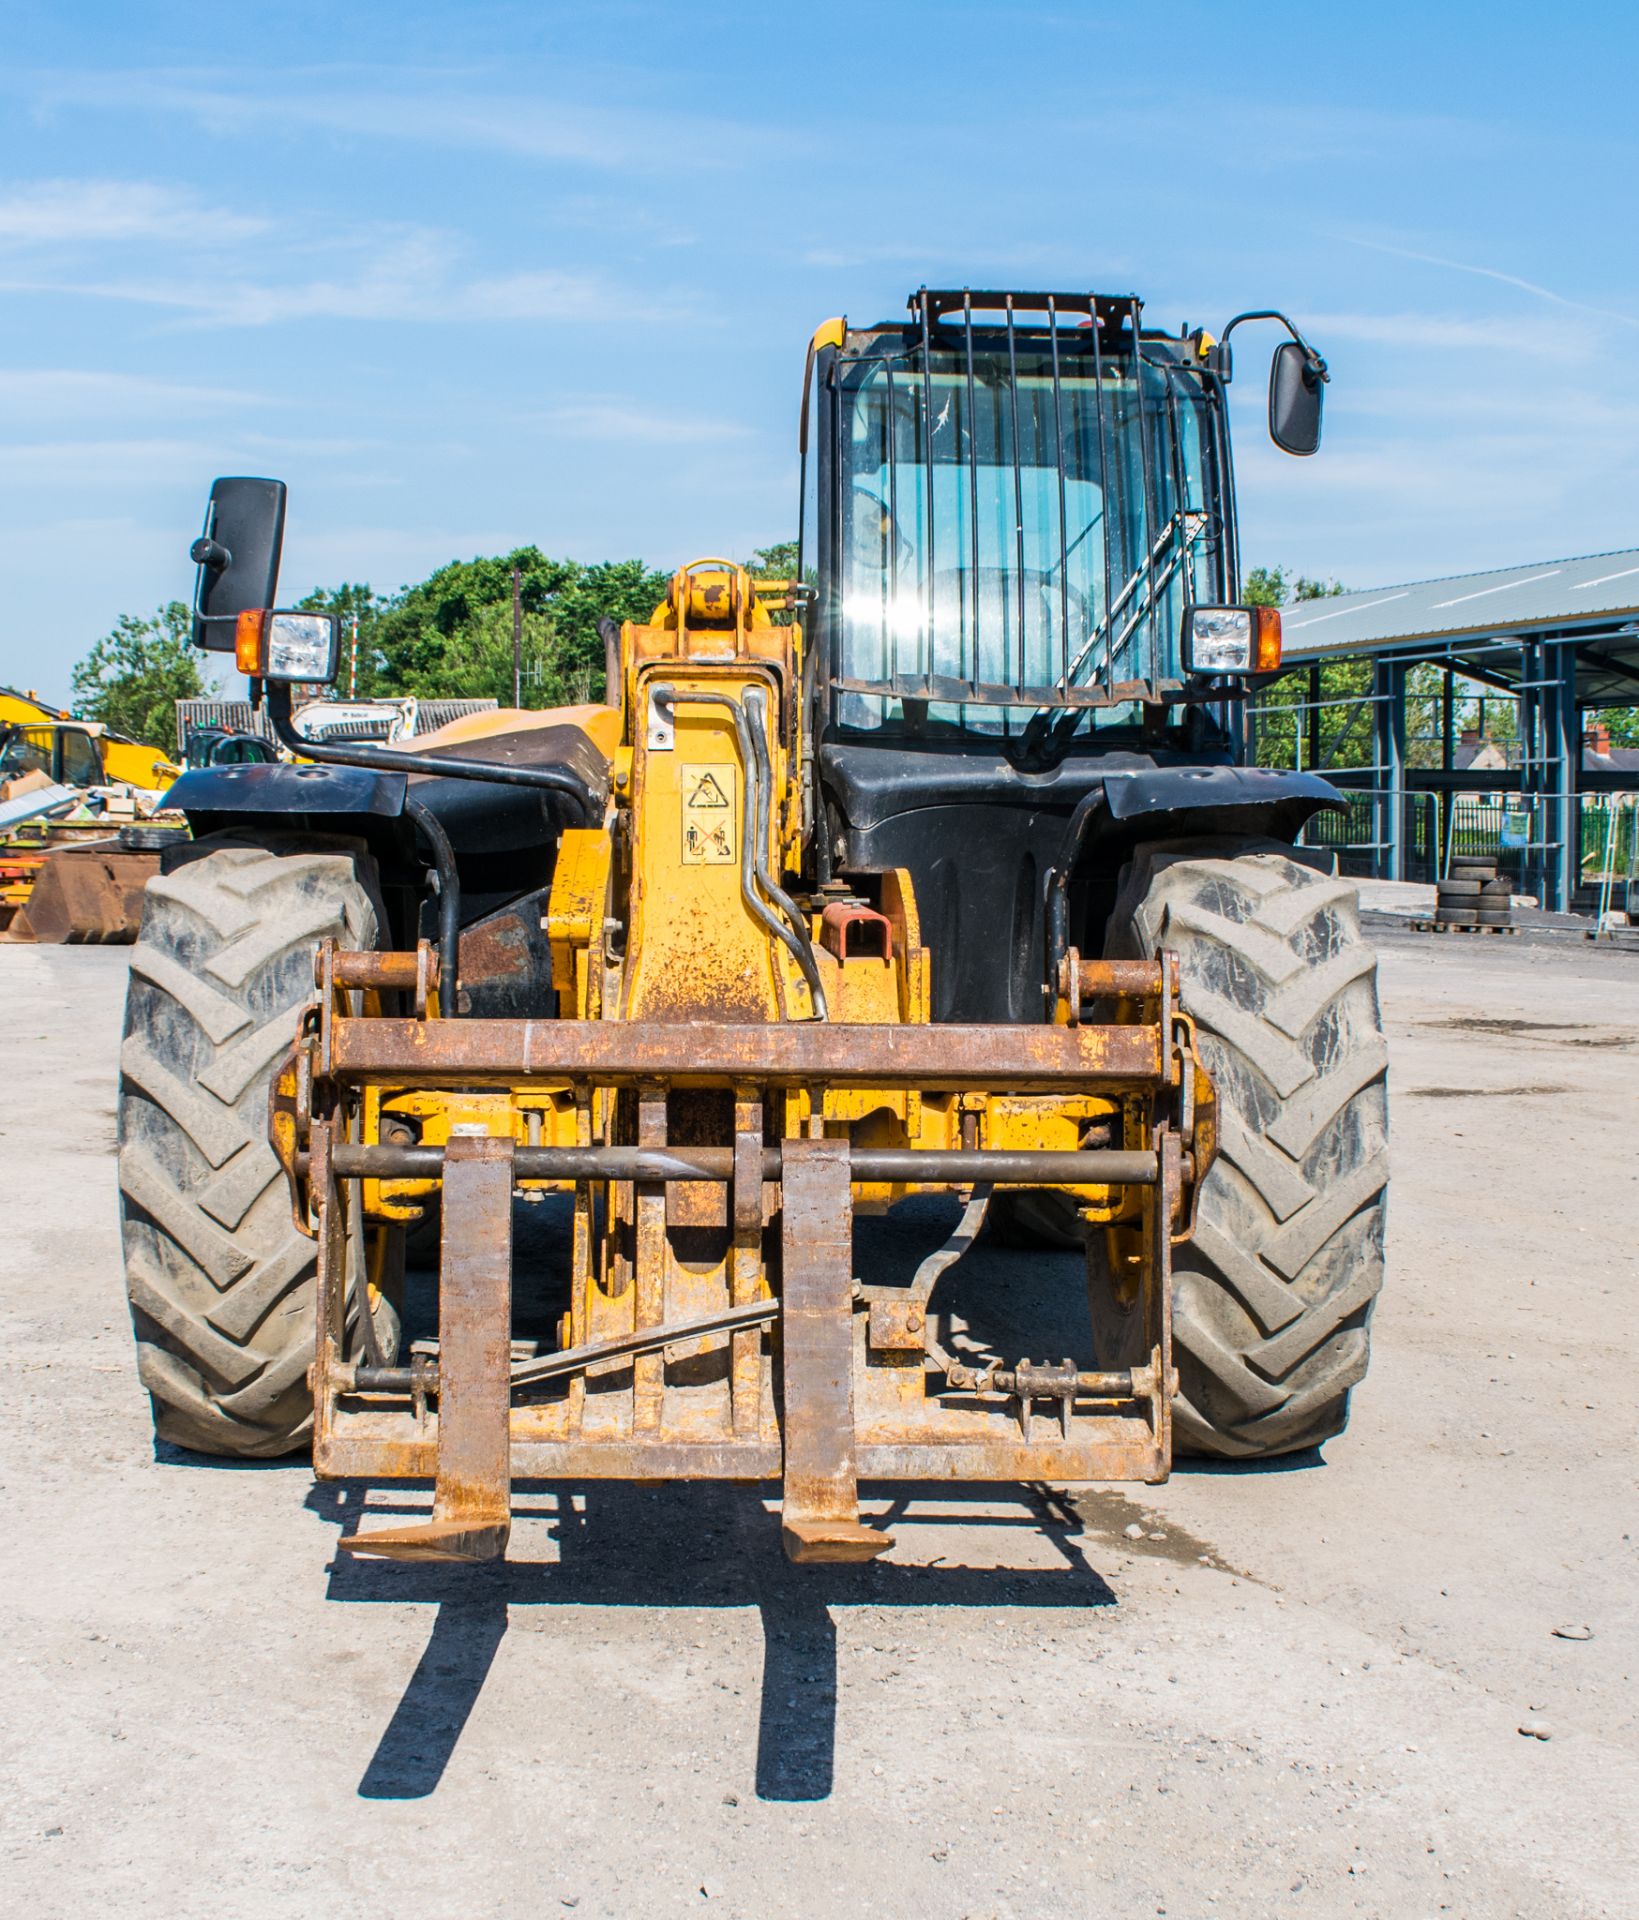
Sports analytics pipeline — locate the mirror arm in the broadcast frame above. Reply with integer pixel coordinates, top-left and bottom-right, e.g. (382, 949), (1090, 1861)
(261, 683), (597, 825)
(1218, 311), (1329, 384)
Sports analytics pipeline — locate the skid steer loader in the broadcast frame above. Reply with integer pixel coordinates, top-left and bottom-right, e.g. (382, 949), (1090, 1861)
(119, 290), (1387, 1564)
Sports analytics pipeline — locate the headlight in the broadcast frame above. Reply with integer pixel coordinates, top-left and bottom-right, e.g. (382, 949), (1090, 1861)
(234, 609), (340, 683)
(1182, 604), (1282, 676)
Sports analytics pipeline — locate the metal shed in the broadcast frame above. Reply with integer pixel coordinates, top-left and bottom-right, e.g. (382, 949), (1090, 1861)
(1260, 549), (1639, 911)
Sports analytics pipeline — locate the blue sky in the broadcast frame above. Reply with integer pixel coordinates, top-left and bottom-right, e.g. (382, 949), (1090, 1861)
(3, 0), (1636, 701)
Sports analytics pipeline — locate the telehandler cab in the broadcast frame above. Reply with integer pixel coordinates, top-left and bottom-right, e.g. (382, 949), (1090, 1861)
(119, 289), (1386, 1564)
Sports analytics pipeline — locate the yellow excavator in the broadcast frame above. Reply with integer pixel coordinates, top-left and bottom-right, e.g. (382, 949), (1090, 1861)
(0, 685), (181, 941)
(0, 684), (179, 790)
(117, 290), (1387, 1565)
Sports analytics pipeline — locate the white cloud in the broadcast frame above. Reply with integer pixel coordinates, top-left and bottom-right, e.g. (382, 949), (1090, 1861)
(1235, 421), (1639, 581)
(1340, 381), (1639, 438)
(0, 369), (266, 417)
(0, 209), (645, 329)
(1245, 286), (1639, 573)
(1301, 309), (1583, 360)
(0, 178), (266, 246)
(1347, 237), (1639, 333)
(5, 226), (453, 324)
(27, 69), (783, 174)
(0, 430), (372, 490)
(0, 437), (224, 485)
(452, 271), (617, 323)
(1048, 98), (1494, 177)
(548, 195), (699, 249)
(797, 238), (1087, 276)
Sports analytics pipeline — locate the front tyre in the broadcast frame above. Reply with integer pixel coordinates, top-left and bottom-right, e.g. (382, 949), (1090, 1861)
(1100, 839), (1389, 1458)
(118, 837), (390, 1457)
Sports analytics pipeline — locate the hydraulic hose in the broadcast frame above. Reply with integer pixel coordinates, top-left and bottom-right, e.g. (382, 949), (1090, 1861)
(651, 684), (828, 1020)
(1043, 785), (1108, 992)
(402, 797), (461, 1017)
(741, 687), (828, 978)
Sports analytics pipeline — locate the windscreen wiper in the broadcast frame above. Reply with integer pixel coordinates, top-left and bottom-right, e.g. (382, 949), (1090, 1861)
(1059, 509), (1207, 694)
(1017, 511), (1207, 764)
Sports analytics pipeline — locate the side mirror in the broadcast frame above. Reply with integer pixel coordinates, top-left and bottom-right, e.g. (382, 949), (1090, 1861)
(1268, 342), (1325, 456)
(190, 476), (287, 651)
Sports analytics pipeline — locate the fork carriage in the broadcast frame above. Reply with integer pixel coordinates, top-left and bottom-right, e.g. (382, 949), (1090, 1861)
(278, 941), (1211, 1564)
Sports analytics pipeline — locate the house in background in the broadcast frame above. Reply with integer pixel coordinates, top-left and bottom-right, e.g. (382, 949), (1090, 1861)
(1583, 721), (1639, 778)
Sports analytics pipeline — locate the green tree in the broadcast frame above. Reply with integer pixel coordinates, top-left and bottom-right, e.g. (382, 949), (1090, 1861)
(1292, 574), (1346, 603)
(748, 541), (799, 579)
(1588, 705), (1639, 748)
(1240, 568), (1354, 770)
(1243, 565), (1346, 607)
(70, 602), (206, 758)
(741, 542), (802, 625)
(363, 549), (668, 707)
(296, 582), (389, 697)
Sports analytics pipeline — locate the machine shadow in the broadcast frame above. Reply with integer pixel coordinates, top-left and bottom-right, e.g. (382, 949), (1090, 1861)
(307, 1477), (1115, 1804)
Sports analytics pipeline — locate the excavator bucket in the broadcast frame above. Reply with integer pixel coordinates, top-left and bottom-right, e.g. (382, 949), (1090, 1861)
(5, 839), (159, 943)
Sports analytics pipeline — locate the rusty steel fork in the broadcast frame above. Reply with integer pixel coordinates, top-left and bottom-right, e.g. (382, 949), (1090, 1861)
(778, 1139), (890, 1564)
(340, 1132), (516, 1563)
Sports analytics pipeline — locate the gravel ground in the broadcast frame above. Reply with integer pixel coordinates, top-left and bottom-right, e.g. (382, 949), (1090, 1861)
(1, 931), (1635, 1919)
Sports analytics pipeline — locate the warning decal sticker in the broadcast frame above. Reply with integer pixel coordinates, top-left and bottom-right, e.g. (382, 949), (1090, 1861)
(681, 763), (736, 864)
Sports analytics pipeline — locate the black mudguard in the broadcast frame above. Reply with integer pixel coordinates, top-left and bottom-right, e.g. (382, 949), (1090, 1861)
(1097, 763), (1344, 847)
(165, 760), (408, 831)
(821, 746), (1344, 1023)
(165, 721), (610, 927)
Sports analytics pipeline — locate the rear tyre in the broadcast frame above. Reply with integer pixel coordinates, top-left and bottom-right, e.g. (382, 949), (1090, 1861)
(118, 836), (395, 1458)
(1097, 839), (1389, 1458)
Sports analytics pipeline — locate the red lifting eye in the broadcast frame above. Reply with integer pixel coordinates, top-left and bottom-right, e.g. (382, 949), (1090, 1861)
(819, 902), (894, 963)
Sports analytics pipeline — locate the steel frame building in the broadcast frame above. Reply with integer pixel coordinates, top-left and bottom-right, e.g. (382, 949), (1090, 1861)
(1260, 549), (1639, 911)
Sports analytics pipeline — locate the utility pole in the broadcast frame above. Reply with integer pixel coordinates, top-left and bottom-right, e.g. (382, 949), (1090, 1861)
(511, 566), (523, 708)
(348, 612), (359, 700)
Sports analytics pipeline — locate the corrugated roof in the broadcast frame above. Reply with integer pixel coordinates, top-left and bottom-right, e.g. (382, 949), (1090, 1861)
(173, 695), (498, 742)
(1281, 548), (1639, 657)
(415, 698), (498, 731)
(175, 699), (273, 738)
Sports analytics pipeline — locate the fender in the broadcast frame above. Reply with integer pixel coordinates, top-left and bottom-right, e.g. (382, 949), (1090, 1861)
(165, 760), (407, 829)
(1098, 763), (1344, 846)
(161, 759), (572, 946)
(820, 748), (1346, 1024)
(1045, 765), (1346, 987)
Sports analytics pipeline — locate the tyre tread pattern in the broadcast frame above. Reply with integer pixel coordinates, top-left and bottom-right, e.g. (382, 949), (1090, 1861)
(119, 839), (378, 1458)
(1106, 839), (1388, 1458)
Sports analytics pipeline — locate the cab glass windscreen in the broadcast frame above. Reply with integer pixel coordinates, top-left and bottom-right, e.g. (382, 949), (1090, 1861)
(832, 328), (1215, 736)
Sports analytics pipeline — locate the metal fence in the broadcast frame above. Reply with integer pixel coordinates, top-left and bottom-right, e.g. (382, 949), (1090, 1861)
(1296, 788), (1441, 883)
(1298, 785), (1639, 905)
(1444, 791), (1639, 900)
(1580, 793), (1639, 917)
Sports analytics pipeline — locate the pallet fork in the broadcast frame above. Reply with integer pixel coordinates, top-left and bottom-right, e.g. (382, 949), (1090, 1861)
(278, 944), (1208, 1565)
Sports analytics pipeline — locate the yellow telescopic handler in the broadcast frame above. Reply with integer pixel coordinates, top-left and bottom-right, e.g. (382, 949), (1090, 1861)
(117, 290), (1387, 1565)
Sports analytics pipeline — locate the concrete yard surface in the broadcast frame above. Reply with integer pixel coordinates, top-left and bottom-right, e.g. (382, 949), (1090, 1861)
(1, 932), (1636, 1919)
